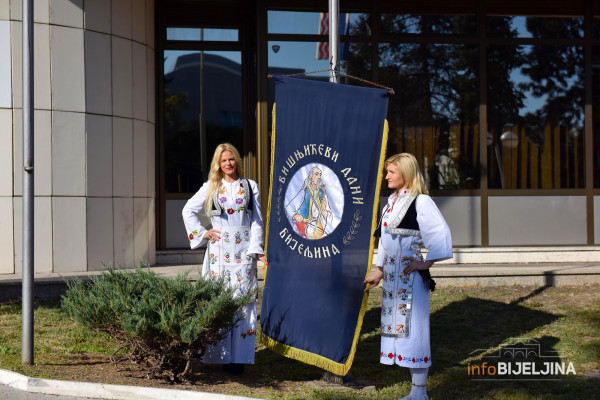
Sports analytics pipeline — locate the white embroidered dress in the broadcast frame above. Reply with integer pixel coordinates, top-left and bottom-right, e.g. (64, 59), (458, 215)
(182, 178), (264, 364)
(376, 190), (452, 368)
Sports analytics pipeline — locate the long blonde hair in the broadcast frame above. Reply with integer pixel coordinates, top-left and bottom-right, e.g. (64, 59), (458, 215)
(385, 153), (428, 196)
(204, 143), (244, 216)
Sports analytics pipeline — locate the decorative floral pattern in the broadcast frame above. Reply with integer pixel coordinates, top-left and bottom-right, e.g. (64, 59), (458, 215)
(216, 180), (249, 216)
(395, 323), (406, 334)
(188, 230), (199, 241)
(381, 306), (393, 317)
(240, 328), (255, 339)
(381, 251), (414, 339)
(383, 271), (395, 282)
(379, 352), (430, 365)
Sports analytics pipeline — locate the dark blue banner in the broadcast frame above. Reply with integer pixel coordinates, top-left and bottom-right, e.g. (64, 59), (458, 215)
(260, 77), (389, 375)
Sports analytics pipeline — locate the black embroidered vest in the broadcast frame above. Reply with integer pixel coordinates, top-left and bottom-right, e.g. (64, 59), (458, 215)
(374, 195), (421, 238)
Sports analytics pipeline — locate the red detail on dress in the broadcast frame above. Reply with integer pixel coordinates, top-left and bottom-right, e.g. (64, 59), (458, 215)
(412, 358), (416, 363)
(398, 355), (402, 361)
(388, 353), (394, 359)
(424, 357), (429, 363)
(227, 208), (234, 214)
(383, 222), (388, 226)
(189, 234), (193, 240)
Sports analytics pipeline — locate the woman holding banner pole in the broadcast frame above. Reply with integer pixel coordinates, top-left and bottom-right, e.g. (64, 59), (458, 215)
(364, 153), (452, 400)
(182, 143), (265, 374)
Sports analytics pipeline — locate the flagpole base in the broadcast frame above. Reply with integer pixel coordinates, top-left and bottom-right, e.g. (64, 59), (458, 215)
(321, 371), (354, 384)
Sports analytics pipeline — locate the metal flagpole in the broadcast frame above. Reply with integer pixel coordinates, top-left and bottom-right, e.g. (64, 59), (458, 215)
(325, 4), (345, 383)
(328, 0), (340, 83)
(22, 0), (35, 365)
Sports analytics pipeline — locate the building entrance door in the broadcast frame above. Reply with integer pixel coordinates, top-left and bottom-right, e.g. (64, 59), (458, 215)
(160, 25), (246, 249)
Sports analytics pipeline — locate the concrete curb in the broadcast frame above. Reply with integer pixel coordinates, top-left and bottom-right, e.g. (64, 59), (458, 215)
(0, 368), (264, 400)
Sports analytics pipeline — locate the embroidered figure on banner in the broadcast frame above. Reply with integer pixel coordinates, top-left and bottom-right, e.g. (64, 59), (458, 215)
(284, 164), (344, 240)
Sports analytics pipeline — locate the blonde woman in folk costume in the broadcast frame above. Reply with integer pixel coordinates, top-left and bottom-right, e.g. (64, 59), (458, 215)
(182, 143), (265, 374)
(364, 153), (452, 400)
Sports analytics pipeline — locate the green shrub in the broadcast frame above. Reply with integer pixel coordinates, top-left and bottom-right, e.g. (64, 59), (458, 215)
(61, 266), (251, 381)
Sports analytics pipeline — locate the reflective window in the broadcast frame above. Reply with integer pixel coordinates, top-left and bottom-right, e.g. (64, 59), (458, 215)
(163, 50), (244, 193)
(379, 43), (480, 190)
(267, 40), (371, 79)
(266, 40), (372, 140)
(166, 27), (239, 41)
(380, 14), (476, 35)
(487, 45), (584, 189)
(268, 11), (370, 36)
(268, 41), (330, 78)
(486, 16), (583, 38)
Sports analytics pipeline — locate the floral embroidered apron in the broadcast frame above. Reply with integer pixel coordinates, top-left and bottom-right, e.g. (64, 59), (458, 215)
(201, 225), (258, 364)
(381, 255), (415, 339)
(203, 225), (257, 301)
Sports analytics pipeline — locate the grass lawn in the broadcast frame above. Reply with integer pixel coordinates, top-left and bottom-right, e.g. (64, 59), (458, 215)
(0, 284), (599, 399)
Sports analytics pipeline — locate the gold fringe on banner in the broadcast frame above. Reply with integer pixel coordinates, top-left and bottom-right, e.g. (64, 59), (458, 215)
(259, 118), (390, 376)
(263, 103), (277, 279)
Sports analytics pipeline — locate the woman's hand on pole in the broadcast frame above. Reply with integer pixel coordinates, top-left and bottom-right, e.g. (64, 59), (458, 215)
(363, 267), (384, 292)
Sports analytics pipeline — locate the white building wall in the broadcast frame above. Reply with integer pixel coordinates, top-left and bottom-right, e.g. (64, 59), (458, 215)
(488, 196), (587, 245)
(0, 0), (156, 274)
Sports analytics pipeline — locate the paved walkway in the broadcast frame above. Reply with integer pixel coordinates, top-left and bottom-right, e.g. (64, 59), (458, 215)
(0, 383), (101, 400)
(1, 261), (600, 301)
(0, 369), (262, 400)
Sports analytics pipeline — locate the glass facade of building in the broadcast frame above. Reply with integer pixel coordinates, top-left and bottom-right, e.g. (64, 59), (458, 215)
(158, 1), (600, 249)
